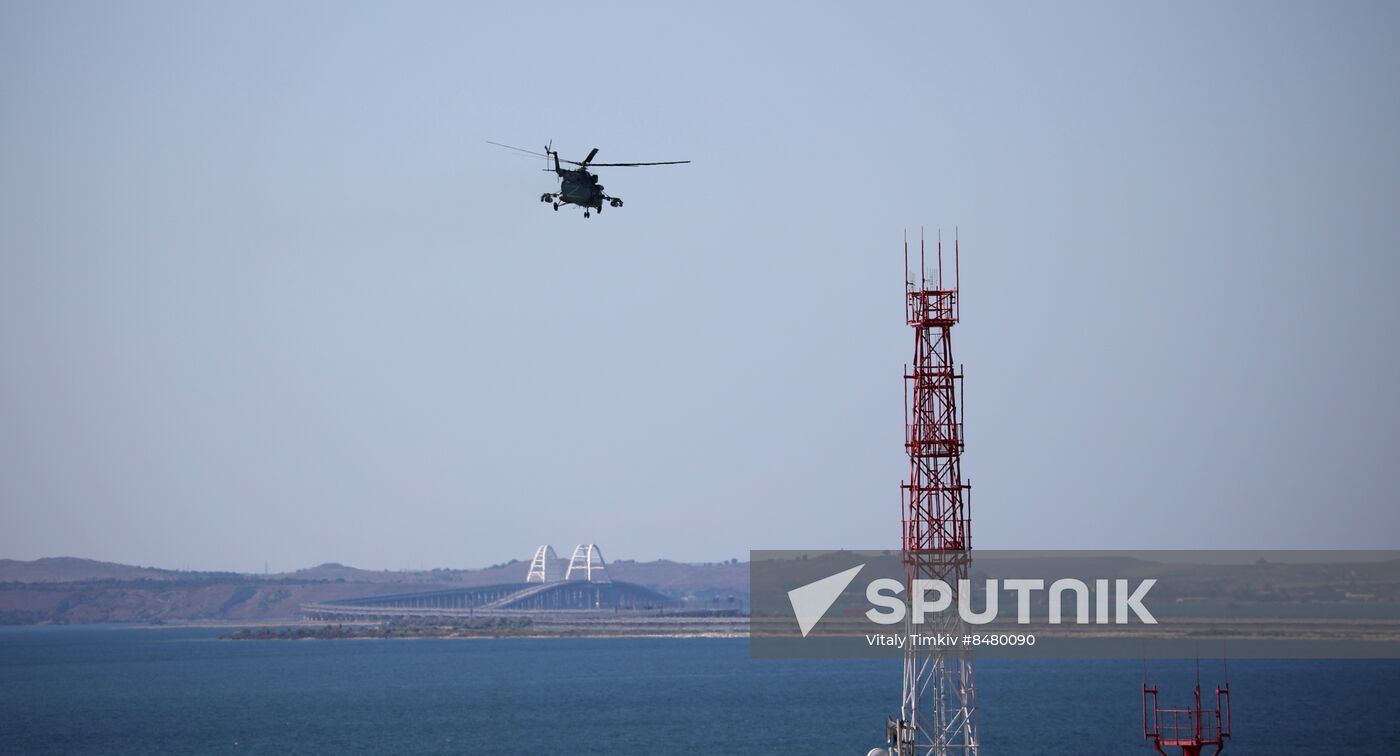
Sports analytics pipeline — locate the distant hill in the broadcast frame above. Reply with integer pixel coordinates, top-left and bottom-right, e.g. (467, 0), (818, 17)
(0, 556), (750, 625)
(0, 557), (190, 583)
(610, 559), (747, 594)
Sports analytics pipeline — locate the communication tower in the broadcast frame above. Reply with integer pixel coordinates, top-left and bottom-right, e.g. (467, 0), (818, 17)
(885, 231), (978, 755)
(1143, 676), (1232, 755)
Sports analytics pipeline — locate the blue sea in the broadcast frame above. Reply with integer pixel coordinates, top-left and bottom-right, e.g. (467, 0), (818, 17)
(1, 626), (1397, 754)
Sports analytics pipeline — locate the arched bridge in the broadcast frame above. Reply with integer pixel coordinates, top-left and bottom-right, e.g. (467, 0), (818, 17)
(302, 544), (677, 621)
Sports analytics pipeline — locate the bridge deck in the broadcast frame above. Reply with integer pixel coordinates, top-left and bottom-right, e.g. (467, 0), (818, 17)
(302, 579), (678, 619)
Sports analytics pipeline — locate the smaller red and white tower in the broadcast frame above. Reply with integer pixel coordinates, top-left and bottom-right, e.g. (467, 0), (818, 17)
(1143, 680), (1232, 756)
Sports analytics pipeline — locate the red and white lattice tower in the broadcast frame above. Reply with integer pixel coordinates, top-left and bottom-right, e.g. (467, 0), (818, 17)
(1143, 680), (1232, 756)
(887, 230), (977, 755)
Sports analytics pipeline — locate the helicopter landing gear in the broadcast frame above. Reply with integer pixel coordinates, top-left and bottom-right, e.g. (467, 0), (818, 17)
(584, 210), (590, 218)
(607, 197), (623, 208)
(540, 193), (553, 203)
(552, 203), (558, 211)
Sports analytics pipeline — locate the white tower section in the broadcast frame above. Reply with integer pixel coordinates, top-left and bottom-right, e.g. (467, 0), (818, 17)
(564, 544), (611, 583)
(525, 545), (558, 583)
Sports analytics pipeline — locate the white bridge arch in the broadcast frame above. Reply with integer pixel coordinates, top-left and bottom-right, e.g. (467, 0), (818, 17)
(564, 544), (610, 583)
(526, 545), (558, 583)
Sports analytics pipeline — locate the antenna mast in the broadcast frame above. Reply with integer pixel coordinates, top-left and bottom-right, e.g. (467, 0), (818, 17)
(887, 228), (977, 754)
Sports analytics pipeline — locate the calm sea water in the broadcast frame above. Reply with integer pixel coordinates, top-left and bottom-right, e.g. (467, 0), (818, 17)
(1, 626), (1397, 755)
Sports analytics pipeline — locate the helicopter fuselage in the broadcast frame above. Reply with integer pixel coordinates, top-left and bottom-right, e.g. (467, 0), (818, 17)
(540, 165), (623, 217)
(557, 169), (604, 210)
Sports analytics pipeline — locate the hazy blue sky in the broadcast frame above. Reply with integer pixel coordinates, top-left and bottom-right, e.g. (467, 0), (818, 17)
(2, 2), (1397, 571)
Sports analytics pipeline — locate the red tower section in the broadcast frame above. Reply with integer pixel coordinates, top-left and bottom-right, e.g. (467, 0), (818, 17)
(902, 232), (969, 553)
(889, 231), (978, 755)
(1143, 682), (1232, 756)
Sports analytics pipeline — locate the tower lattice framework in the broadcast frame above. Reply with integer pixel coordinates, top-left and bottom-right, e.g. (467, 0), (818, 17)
(889, 231), (977, 755)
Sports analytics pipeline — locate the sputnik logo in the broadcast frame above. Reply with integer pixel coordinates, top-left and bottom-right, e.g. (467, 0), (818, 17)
(787, 564), (865, 637)
(784, 564), (1159, 635)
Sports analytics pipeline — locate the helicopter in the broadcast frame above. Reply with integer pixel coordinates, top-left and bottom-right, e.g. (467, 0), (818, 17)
(487, 141), (689, 218)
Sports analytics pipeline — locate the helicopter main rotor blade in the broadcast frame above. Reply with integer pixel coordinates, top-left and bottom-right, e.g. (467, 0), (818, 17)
(491, 140), (690, 168)
(486, 140), (548, 158)
(584, 160), (691, 167)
